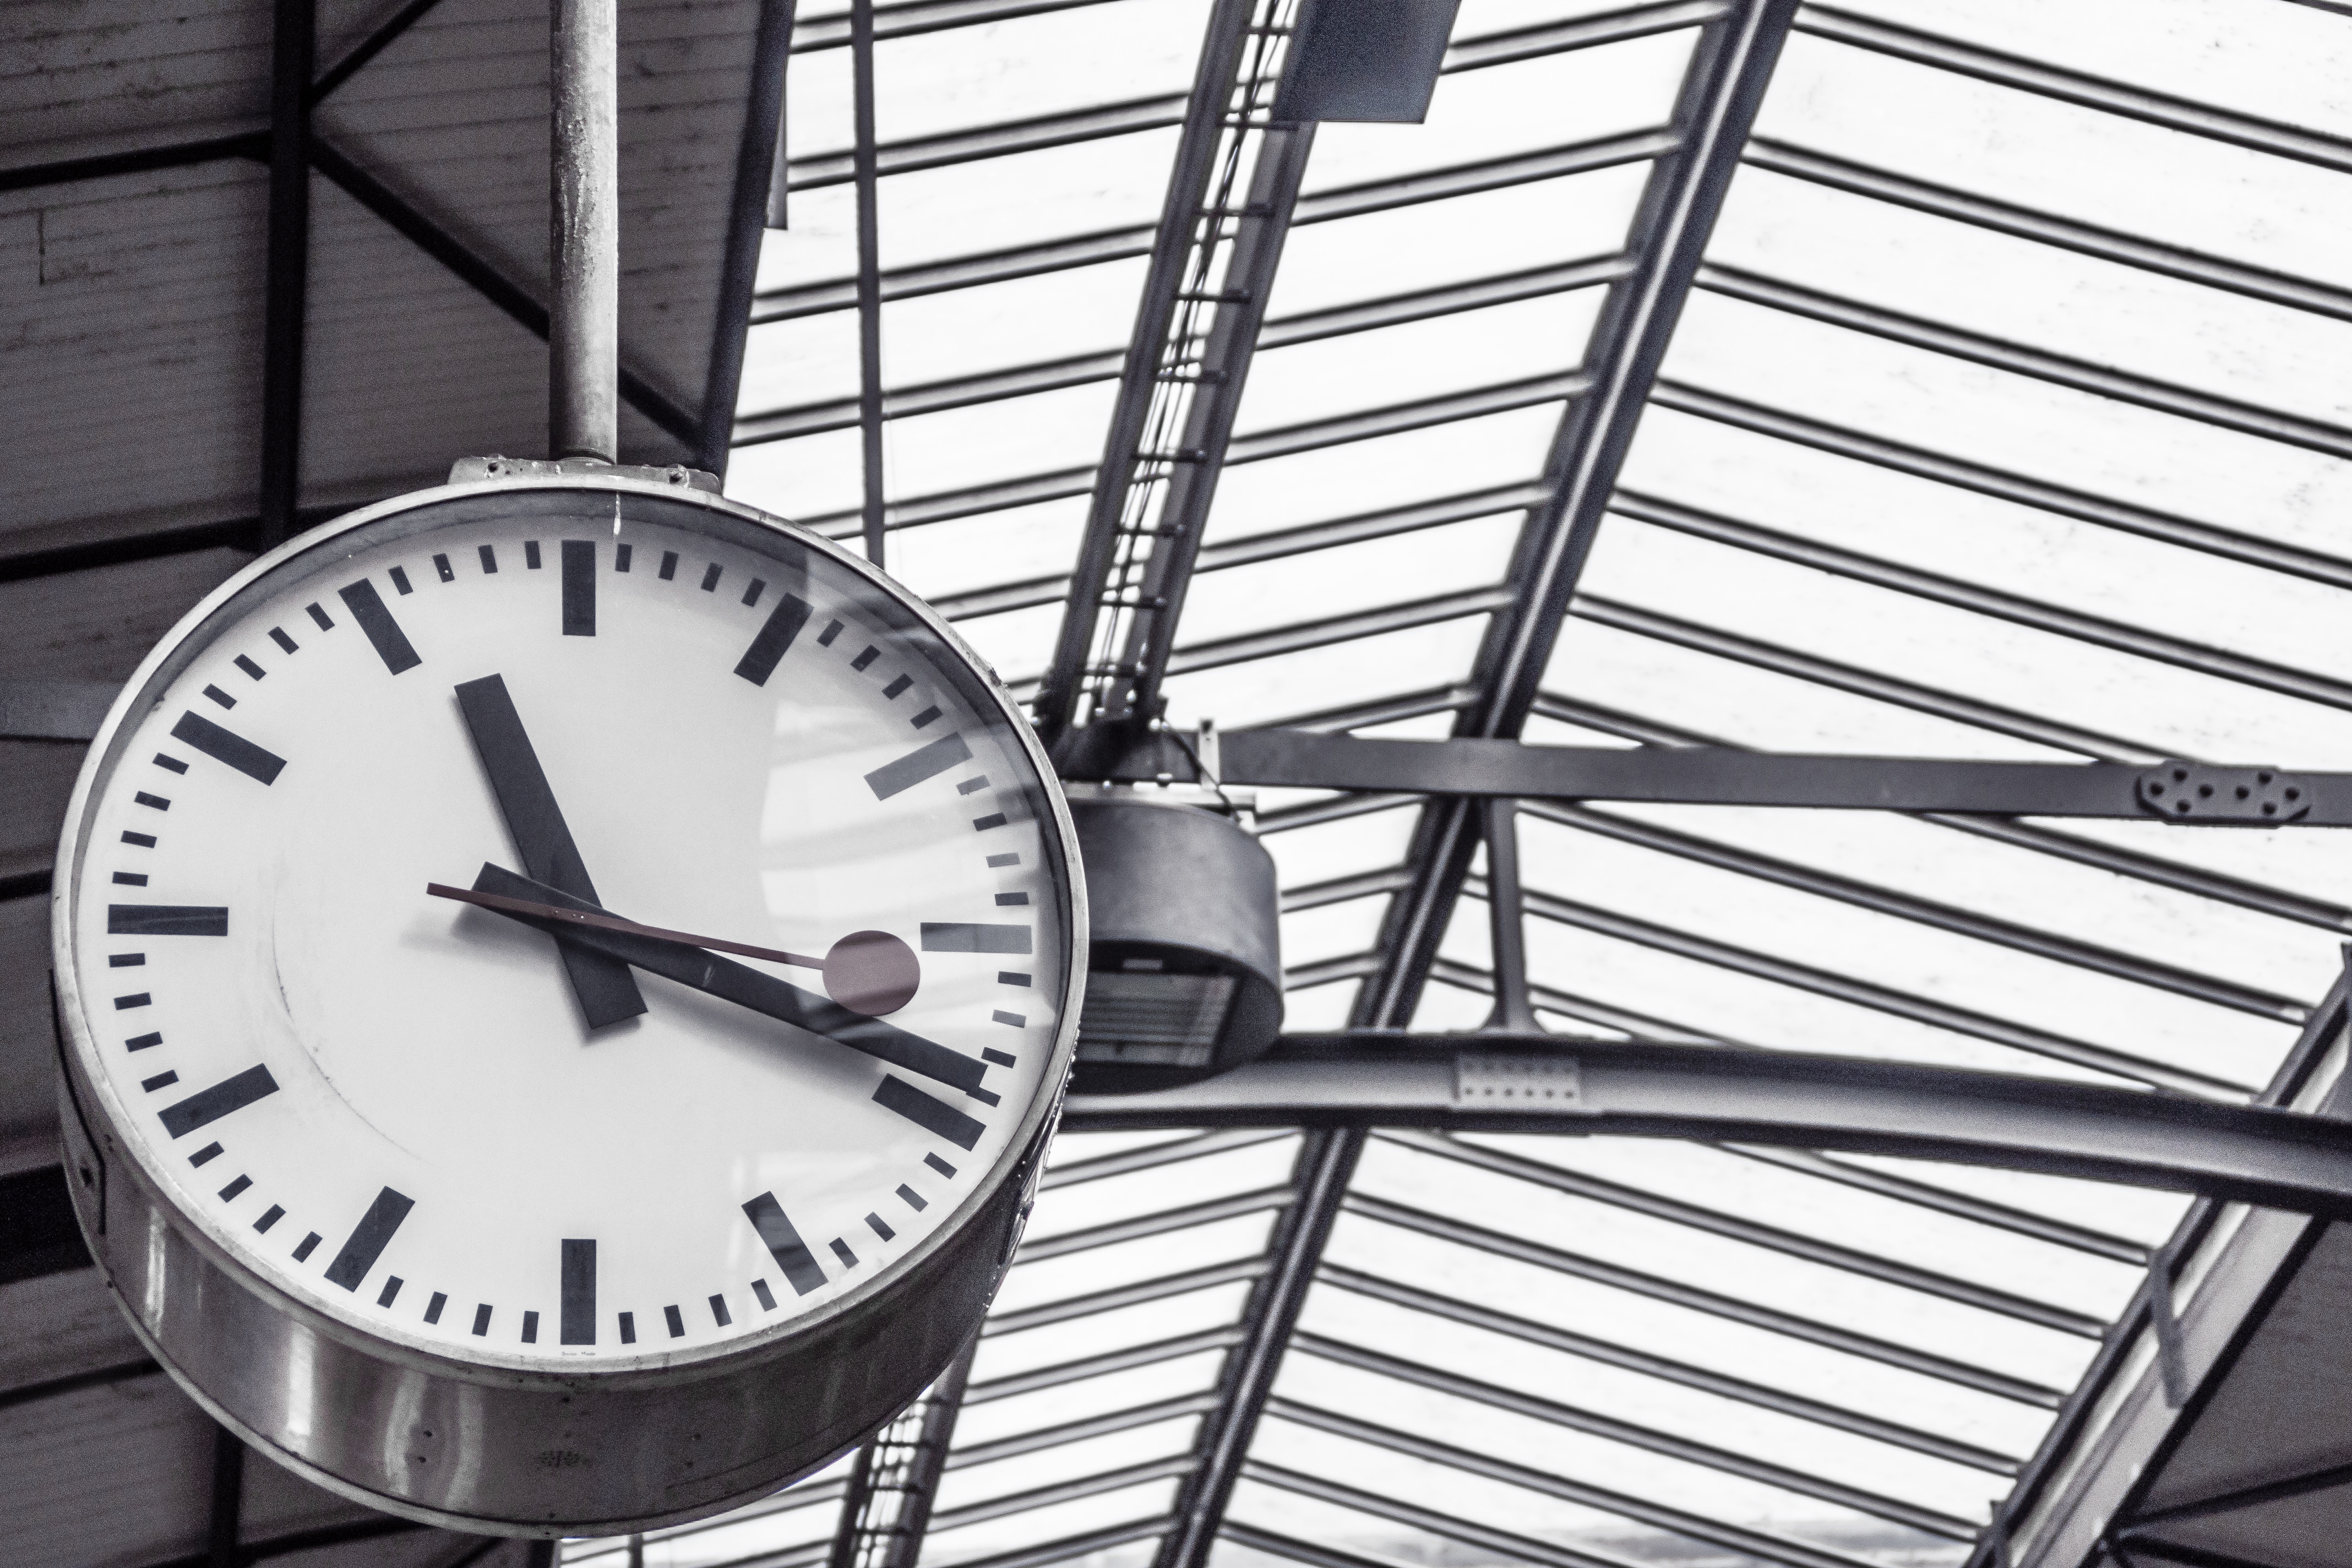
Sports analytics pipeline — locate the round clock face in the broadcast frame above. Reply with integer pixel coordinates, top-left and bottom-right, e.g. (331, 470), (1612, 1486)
(58, 484), (1075, 1370)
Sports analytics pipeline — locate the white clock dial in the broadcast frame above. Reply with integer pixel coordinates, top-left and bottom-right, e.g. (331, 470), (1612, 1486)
(61, 489), (1072, 1371)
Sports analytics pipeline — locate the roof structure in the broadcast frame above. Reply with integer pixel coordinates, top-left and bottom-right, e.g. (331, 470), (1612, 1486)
(12, 2), (2352, 1567)
(661, 1), (2352, 1566)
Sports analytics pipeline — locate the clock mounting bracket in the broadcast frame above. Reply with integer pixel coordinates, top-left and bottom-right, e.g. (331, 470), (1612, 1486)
(448, 455), (721, 493)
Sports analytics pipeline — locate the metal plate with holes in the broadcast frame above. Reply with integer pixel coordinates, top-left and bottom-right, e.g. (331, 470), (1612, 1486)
(2138, 763), (2313, 824)
(1455, 1053), (1587, 1110)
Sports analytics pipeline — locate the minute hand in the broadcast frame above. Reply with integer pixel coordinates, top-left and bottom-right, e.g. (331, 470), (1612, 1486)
(466, 864), (990, 1098)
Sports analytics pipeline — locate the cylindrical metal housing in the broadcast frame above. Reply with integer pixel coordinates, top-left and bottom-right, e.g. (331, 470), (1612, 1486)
(551, 0), (619, 461)
(1068, 793), (1282, 1094)
(50, 477), (1085, 1537)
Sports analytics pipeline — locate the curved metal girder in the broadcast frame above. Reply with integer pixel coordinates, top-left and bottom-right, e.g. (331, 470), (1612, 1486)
(1061, 1035), (2352, 1217)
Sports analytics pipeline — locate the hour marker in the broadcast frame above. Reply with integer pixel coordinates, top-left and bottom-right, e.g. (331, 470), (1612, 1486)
(307, 602), (335, 629)
(522, 1311), (540, 1343)
(742, 578), (766, 607)
(112, 873), (146, 886)
(562, 541), (596, 636)
(911, 706), (942, 729)
(709, 1294), (731, 1326)
(983, 1048), (1017, 1068)
(340, 579), (422, 674)
(235, 655), (265, 681)
(269, 627), (300, 652)
(700, 563), (722, 592)
(473, 1304), (493, 1336)
(294, 1233), (322, 1262)
(987, 852), (1019, 868)
(219, 1175), (252, 1201)
(389, 567), (413, 595)
(850, 646), (879, 672)
(255, 1206), (283, 1233)
(922, 923), (1031, 954)
(433, 554), (454, 582)
(829, 1239), (858, 1268)
(733, 592), (813, 686)
(663, 1305), (684, 1337)
(874, 1075), (984, 1151)
(818, 619), (843, 646)
(479, 545), (498, 574)
(525, 541), (542, 569)
(616, 543), (633, 572)
(153, 754), (188, 774)
(925, 1154), (957, 1178)
(993, 1010), (1026, 1028)
(618, 1311), (635, 1343)
(126, 1032), (162, 1050)
(203, 684), (235, 709)
(426, 1292), (447, 1324)
(995, 892), (1028, 907)
(973, 814), (1008, 831)
(866, 733), (973, 800)
(958, 776), (989, 794)
(752, 1280), (777, 1311)
(743, 1191), (827, 1296)
(122, 831), (156, 847)
(867, 1213), (895, 1240)
(881, 675), (911, 700)
(110, 905), (229, 937)
(324, 1185), (414, 1291)
(115, 993), (151, 1010)
(562, 1239), (596, 1345)
(135, 792), (171, 810)
(111, 954), (144, 967)
(999, 972), (1030, 987)
(171, 711), (286, 785)
(141, 1071), (178, 1092)
(190, 1143), (223, 1167)
(159, 1062), (277, 1133)
(897, 1185), (925, 1211)
(378, 1277), (403, 1308)
(658, 551), (678, 580)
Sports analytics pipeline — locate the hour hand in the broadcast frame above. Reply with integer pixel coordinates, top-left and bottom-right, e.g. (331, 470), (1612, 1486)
(453, 675), (645, 1028)
(455, 864), (991, 1099)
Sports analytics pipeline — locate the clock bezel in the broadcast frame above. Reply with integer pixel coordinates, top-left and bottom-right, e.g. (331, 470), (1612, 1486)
(52, 473), (1086, 1391)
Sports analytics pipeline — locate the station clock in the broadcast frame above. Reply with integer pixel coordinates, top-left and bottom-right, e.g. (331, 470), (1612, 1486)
(50, 472), (1083, 1536)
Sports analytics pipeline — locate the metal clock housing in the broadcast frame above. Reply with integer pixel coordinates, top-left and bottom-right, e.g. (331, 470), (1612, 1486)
(50, 475), (1085, 1537)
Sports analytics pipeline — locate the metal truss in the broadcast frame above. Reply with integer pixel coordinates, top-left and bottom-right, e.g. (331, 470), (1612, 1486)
(2, 0), (790, 578)
(1360, 0), (1800, 1030)
(1963, 961), (2352, 1568)
(827, 1337), (980, 1568)
(1061, 1035), (2352, 1217)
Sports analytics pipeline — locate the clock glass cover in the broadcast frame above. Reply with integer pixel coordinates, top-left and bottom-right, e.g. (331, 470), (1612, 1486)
(57, 484), (1074, 1370)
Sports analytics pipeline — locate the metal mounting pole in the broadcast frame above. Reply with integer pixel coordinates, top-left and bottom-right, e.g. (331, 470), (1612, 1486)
(552, 0), (620, 461)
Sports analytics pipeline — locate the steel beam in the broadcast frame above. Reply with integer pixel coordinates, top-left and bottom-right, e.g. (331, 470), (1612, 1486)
(1648, 379), (2352, 592)
(310, 0), (453, 104)
(1153, 1128), (1363, 1568)
(1087, 727), (2352, 823)
(1033, 0), (1261, 745)
(850, 0), (886, 565)
(0, 133), (268, 195)
(1695, 263), (2352, 461)
(257, 0), (314, 550)
(1109, 117), (1316, 727)
(1794, 4), (2352, 175)
(1061, 1035), (2352, 1217)
(1741, 137), (2352, 326)
(827, 1335), (978, 1568)
(1358, 0), (1799, 1030)
(700, 0), (798, 473)
(308, 138), (701, 444)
